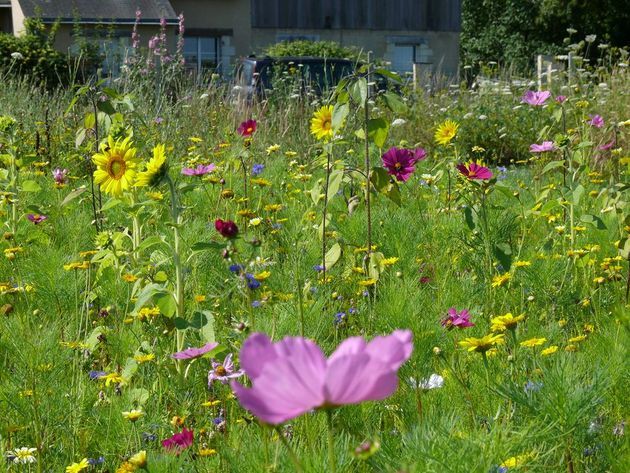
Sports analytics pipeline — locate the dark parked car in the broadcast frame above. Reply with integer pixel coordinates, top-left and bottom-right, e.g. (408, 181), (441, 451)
(233, 56), (370, 101)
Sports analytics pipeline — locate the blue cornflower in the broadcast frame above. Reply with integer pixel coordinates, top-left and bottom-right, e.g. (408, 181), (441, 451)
(88, 457), (105, 466)
(252, 163), (265, 176)
(333, 312), (346, 325)
(313, 265), (324, 272)
(245, 273), (260, 290)
(229, 264), (244, 273)
(524, 380), (543, 393)
(252, 300), (262, 308)
(88, 370), (106, 380)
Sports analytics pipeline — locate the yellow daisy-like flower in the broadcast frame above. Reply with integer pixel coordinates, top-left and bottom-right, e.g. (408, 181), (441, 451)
(134, 353), (155, 363)
(199, 448), (217, 456)
(135, 144), (167, 188)
(491, 313), (525, 332)
(92, 136), (139, 197)
(568, 334), (587, 343)
(491, 272), (512, 288)
(540, 345), (558, 356)
(116, 462), (136, 473)
(66, 458), (90, 473)
(434, 119), (459, 146)
(459, 334), (505, 353)
(310, 105), (334, 140)
(122, 409), (144, 422)
(128, 451), (147, 468)
(520, 337), (547, 348)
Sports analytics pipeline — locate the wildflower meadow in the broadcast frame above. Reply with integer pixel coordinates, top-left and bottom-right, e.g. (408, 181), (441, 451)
(1, 35), (629, 473)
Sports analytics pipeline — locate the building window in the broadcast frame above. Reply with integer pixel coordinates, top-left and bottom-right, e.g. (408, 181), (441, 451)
(388, 38), (431, 75)
(184, 36), (220, 74)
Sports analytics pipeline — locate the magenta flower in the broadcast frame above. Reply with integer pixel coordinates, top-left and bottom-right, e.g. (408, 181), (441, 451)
(521, 90), (551, 106)
(456, 162), (493, 180)
(208, 353), (244, 385)
(555, 95), (567, 104)
(598, 140), (615, 151)
(237, 119), (257, 137)
(381, 147), (426, 182)
(162, 428), (193, 453)
(215, 219), (239, 238)
(181, 163), (216, 176)
(441, 308), (474, 330)
(529, 141), (557, 153)
(53, 168), (68, 185)
(588, 114), (604, 128)
(231, 330), (413, 424)
(27, 214), (47, 224)
(171, 342), (218, 360)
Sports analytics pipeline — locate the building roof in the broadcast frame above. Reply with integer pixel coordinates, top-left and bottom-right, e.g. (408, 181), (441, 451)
(15, 0), (178, 24)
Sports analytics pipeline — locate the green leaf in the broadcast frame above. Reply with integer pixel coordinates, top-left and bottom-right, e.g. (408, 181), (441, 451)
(367, 252), (385, 280)
(121, 358), (138, 381)
(190, 241), (226, 252)
(199, 311), (216, 344)
(541, 160), (565, 174)
(331, 103), (348, 131)
(128, 388), (150, 406)
(367, 117), (389, 148)
(75, 128), (87, 148)
(60, 186), (87, 206)
(382, 92), (407, 114)
(579, 214), (606, 230)
(101, 198), (122, 211)
(153, 271), (168, 283)
(310, 182), (322, 205)
(494, 242), (513, 271)
(155, 292), (176, 318)
(373, 68), (403, 83)
(138, 235), (165, 252)
(97, 99), (116, 115)
(464, 206), (476, 230)
(327, 170), (343, 202)
(324, 243), (342, 270)
(369, 168), (401, 206)
(572, 184), (584, 206)
(21, 180), (41, 192)
(351, 78), (368, 105)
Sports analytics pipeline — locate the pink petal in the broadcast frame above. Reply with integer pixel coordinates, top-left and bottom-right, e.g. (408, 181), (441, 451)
(365, 329), (413, 369)
(239, 333), (277, 379)
(327, 336), (366, 365)
(324, 354), (399, 405)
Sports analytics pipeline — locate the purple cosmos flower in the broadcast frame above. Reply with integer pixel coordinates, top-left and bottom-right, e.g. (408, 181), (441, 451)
(53, 168), (68, 185)
(231, 330), (413, 424)
(237, 119), (257, 137)
(27, 214), (47, 224)
(441, 308), (474, 329)
(529, 141), (557, 153)
(588, 114), (604, 128)
(521, 90), (551, 106)
(381, 147), (426, 182)
(555, 95), (567, 104)
(598, 140), (615, 151)
(181, 164), (216, 176)
(171, 342), (218, 360)
(456, 162), (493, 180)
(252, 163), (265, 176)
(208, 353), (244, 385)
(162, 428), (193, 453)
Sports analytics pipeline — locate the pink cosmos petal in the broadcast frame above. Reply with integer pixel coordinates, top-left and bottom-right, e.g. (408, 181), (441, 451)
(239, 333), (277, 379)
(171, 342), (218, 360)
(529, 141), (556, 153)
(521, 90), (551, 106)
(327, 336), (366, 364)
(365, 329), (413, 369)
(324, 354), (399, 405)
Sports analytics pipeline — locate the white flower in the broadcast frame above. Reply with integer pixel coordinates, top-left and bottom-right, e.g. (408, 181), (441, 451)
(8, 447), (37, 464)
(10, 52), (24, 60)
(478, 114), (488, 120)
(391, 118), (407, 127)
(585, 34), (597, 43)
(200, 93), (209, 99)
(408, 373), (444, 390)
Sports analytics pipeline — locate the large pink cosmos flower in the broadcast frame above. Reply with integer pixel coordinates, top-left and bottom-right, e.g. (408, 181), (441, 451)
(529, 141), (557, 153)
(171, 342), (218, 360)
(232, 330), (413, 424)
(521, 90), (551, 106)
(181, 163), (215, 176)
(456, 162), (493, 180)
(381, 147), (426, 182)
(587, 114), (604, 128)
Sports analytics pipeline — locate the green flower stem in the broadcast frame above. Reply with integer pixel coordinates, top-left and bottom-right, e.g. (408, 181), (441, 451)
(325, 409), (337, 473)
(481, 351), (491, 386)
(321, 147), (332, 283)
(166, 175), (185, 373)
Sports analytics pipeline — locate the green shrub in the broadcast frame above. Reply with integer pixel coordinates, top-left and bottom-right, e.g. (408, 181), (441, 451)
(263, 40), (364, 62)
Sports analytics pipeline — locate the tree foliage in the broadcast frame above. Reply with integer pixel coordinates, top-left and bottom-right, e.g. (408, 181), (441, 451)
(461, 0), (630, 72)
(263, 40), (364, 62)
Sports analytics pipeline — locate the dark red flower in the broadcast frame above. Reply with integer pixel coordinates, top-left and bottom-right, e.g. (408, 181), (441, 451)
(215, 219), (239, 238)
(237, 119), (257, 137)
(162, 428), (193, 453)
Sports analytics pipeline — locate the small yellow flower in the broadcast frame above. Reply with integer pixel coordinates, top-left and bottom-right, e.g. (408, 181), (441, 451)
(199, 448), (217, 456)
(558, 318), (567, 328)
(382, 257), (399, 266)
(514, 260), (531, 268)
(541, 345), (559, 356)
(147, 191), (164, 200)
(128, 451), (147, 468)
(520, 337), (547, 348)
(201, 400), (222, 407)
(122, 409), (144, 422)
(310, 105), (334, 140)
(116, 462), (136, 473)
(491, 272), (512, 288)
(491, 313), (525, 332)
(100, 372), (124, 387)
(568, 334), (587, 343)
(66, 458), (90, 473)
(459, 334), (505, 353)
(264, 204), (283, 212)
(122, 274), (138, 283)
(434, 120), (459, 146)
(501, 453), (531, 468)
(357, 278), (378, 287)
(249, 217), (262, 226)
(266, 144), (280, 155)
(137, 306), (160, 321)
(134, 353), (155, 363)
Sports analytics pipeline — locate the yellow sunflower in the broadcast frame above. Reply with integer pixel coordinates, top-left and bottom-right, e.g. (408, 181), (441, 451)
(135, 144), (168, 187)
(93, 136), (139, 196)
(434, 119), (459, 146)
(310, 105), (334, 140)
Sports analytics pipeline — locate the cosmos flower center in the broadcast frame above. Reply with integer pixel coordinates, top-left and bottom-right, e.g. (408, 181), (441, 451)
(107, 156), (126, 180)
(214, 365), (227, 376)
(246, 127), (254, 134)
(394, 162), (402, 170)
